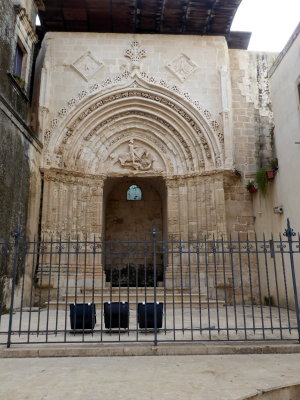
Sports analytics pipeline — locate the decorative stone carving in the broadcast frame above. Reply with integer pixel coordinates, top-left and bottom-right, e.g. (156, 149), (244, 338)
(48, 73), (223, 152)
(124, 41), (147, 70)
(166, 54), (199, 82)
(60, 89), (212, 160)
(71, 52), (104, 81)
(117, 140), (154, 171)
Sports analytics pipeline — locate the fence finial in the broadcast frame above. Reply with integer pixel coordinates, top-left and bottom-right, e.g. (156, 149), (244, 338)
(283, 218), (296, 238)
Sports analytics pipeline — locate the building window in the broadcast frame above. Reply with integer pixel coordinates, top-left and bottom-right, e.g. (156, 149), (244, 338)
(127, 185), (142, 200)
(14, 43), (23, 76)
(13, 42), (27, 87)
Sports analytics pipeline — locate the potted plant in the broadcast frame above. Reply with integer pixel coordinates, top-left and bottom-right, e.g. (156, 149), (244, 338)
(256, 167), (268, 196)
(13, 74), (25, 89)
(270, 158), (278, 171)
(265, 158), (278, 180)
(245, 180), (257, 193)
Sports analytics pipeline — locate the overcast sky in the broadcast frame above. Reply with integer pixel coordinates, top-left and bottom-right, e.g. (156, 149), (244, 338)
(231, 0), (300, 52)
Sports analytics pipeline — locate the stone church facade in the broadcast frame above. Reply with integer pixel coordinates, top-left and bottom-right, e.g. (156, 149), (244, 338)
(34, 33), (275, 248)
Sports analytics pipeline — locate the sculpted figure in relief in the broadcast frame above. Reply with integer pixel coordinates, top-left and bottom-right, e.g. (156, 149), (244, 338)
(118, 140), (154, 171)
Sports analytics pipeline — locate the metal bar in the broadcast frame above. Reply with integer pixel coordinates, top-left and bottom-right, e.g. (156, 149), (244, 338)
(144, 236), (148, 333)
(263, 232), (273, 333)
(63, 236), (71, 342)
(271, 233), (283, 339)
(196, 237), (202, 334)
(171, 237), (176, 341)
(254, 233), (265, 339)
(55, 235), (62, 335)
(135, 240), (139, 342)
(82, 235), (88, 342)
(91, 236), (96, 337)
(204, 235), (211, 340)
(188, 240), (193, 340)
(7, 227), (20, 348)
(18, 241), (27, 338)
(221, 235), (229, 340)
(27, 237), (37, 343)
(179, 237), (184, 335)
(279, 232), (291, 332)
(109, 239), (113, 335)
(229, 233), (238, 334)
(246, 233), (256, 334)
(283, 219), (300, 342)
(153, 227), (157, 346)
(126, 236), (130, 337)
(36, 236), (45, 337)
(163, 240), (167, 335)
(213, 235), (220, 334)
(238, 232), (247, 340)
(100, 237), (104, 342)
(45, 236), (53, 343)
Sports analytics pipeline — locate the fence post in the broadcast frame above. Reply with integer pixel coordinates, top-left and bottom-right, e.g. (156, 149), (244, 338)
(7, 227), (21, 348)
(153, 226), (157, 345)
(284, 218), (300, 343)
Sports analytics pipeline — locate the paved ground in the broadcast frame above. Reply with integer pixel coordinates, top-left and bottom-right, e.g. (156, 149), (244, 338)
(0, 305), (298, 344)
(0, 353), (300, 400)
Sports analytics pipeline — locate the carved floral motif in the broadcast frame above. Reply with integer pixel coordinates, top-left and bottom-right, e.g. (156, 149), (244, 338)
(166, 54), (199, 82)
(124, 41), (147, 70)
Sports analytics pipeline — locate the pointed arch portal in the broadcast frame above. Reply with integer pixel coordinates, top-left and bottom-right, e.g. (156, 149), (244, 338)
(40, 74), (229, 286)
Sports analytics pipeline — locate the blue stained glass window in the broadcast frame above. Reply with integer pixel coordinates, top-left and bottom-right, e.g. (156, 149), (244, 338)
(127, 185), (142, 200)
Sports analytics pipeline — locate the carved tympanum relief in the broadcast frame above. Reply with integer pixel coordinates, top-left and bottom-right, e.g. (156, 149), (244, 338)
(117, 140), (154, 171)
(72, 51), (104, 81)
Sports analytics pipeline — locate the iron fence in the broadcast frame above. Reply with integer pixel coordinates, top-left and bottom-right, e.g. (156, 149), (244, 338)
(0, 220), (300, 347)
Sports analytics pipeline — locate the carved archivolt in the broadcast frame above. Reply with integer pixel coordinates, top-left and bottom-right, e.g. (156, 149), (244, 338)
(44, 71), (223, 146)
(42, 73), (224, 175)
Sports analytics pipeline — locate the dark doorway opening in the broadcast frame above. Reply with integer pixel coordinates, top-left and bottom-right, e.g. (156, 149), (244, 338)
(103, 177), (167, 286)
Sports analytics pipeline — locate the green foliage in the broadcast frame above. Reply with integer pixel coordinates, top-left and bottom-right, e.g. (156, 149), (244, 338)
(269, 158), (278, 170)
(13, 74), (25, 88)
(256, 167), (268, 196)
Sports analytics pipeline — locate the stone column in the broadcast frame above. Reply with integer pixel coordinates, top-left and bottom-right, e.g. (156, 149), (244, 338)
(40, 169), (105, 291)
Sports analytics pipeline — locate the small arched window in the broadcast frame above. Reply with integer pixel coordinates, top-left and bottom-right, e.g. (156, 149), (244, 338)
(127, 185), (142, 200)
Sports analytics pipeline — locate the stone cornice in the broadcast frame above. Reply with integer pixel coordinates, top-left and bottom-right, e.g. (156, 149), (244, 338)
(15, 7), (39, 43)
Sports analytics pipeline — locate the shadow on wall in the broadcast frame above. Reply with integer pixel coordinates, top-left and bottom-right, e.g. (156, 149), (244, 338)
(238, 383), (300, 400)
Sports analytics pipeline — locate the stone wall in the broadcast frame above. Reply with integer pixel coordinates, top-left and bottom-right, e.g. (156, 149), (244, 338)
(0, 0), (42, 310)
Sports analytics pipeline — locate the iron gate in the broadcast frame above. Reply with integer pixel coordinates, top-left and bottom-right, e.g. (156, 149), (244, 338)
(0, 220), (300, 347)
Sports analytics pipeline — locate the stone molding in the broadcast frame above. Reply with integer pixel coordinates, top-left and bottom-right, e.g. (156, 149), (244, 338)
(44, 71), (224, 151)
(15, 7), (38, 43)
(42, 74), (225, 176)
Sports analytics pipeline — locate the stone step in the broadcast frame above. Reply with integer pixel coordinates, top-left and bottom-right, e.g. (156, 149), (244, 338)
(47, 292), (224, 310)
(60, 293), (208, 303)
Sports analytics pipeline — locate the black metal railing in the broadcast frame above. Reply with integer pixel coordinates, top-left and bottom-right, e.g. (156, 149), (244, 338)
(0, 220), (300, 347)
